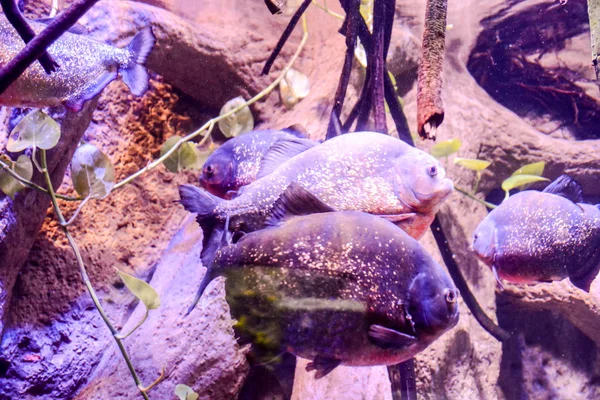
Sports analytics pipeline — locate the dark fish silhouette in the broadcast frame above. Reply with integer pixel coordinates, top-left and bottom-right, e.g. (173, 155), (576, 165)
(200, 128), (315, 199)
(472, 175), (600, 291)
(0, 15), (155, 112)
(208, 209), (459, 378)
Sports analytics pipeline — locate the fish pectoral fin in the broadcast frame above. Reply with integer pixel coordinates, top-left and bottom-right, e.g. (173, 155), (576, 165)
(378, 213), (417, 223)
(64, 69), (118, 112)
(282, 124), (309, 138)
(305, 356), (341, 379)
(257, 137), (316, 179)
(368, 324), (417, 349)
(267, 183), (335, 226)
(542, 175), (584, 204)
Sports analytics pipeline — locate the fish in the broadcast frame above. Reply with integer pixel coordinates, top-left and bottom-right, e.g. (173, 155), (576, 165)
(472, 175), (600, 291)
(205, 208), (459, 378)
(180, 130), (453, 255)
(0, 14), (156, 112)
(200, 127), (316, 199)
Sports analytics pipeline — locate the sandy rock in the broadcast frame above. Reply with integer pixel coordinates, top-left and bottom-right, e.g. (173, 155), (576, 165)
(0, 101), (97, 338)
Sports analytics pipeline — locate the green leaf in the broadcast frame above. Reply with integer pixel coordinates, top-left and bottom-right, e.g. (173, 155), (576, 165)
(454, 157), (491, 171)
(116, 269), (161, 310)
(511, 161), (546, 177)
(175, 384), (199, 400)
(501, 174), (549, 195)
(279, 68), (311, 109)
(430, 138), (462, 159)
(218, 96), (254, 138)
(160, 136), (201, 173)
(7, 110), (61, 152)
(0, 155), (33, 199)
(71, 143), (115, 199)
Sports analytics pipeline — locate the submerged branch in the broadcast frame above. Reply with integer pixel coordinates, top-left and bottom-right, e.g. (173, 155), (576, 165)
(371, 0), (387, 133)
(431, 216), (511, 341)
(0, 0), (100, 96)
(262, 0), (312, 75)
(326, 0), (360, 139)
(588, 0), (600, 86)
(417, 0), (447, 140)
(0, 0), (59, 74)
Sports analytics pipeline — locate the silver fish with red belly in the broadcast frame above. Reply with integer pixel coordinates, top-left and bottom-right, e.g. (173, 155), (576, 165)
(0, 15), (155, 112)
(210, 211), (459, 378)
(180, 131), (453, 242)
(200, 128), (315, 199)
(472, 175), (600, 291)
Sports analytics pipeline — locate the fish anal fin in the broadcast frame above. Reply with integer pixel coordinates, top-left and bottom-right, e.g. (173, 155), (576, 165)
(267, 183), (335, 226)
(378, 213), (416, 223)
(305, 356), (341, 379)
(368, 324), (417, 349)
(257, 137), (316, 179)
(543, 175), (584, 204)
(64, 69), (118, 112)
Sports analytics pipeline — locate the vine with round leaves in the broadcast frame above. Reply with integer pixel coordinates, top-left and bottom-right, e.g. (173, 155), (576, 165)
(429, 138), (549, 209)
(0, 14), (309, 400)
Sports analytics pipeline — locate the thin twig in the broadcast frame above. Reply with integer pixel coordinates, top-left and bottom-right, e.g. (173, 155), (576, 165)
(0, 0), (59, 74)
(114, 17), (310, 191)
(0, 0), (100, 95)
(49, 0), (59, 18)
(326, 0), (360, 139)
(116, 310), (148, 340)
(40, 149), (151, 400)
(64, 195), (91, 225)
(262, 0), (312, 75)
(311, 0), (344, 19)
(455, 186), (497, 209)
(371, 0), (387, 133)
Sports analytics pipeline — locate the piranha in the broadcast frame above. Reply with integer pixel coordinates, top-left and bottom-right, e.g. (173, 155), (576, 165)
(200, 127), (316, 199)
(0, 15), (156, 112)
(472, 175), (600, 291)
(205, 206), (459, 378)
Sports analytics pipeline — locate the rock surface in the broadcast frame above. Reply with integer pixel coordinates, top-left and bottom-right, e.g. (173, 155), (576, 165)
(1, 0), (600, 399)
(0, 100), (97, 337)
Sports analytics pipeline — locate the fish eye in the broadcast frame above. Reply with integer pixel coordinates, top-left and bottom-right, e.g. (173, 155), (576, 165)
(205, 165), (214, 176)
(444, 288), (457, 304)
(427, 165), (438, 177)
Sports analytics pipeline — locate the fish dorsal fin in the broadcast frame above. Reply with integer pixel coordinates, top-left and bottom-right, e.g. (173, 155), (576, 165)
(282, 124), (308, 138)
(542, 174), (583, 203)
(257, 137), (316, 179)
(34, 18), (88, 34)
(267, 182), (334, 226)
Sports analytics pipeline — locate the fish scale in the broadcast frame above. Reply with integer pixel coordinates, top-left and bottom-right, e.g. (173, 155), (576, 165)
(0, 15), (155, 111)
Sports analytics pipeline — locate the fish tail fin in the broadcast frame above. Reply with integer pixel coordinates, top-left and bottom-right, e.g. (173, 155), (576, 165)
(121, 26), (156, 96)
(185, 225), (225, 315)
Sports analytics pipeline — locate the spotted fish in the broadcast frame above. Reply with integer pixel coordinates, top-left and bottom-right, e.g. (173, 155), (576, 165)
(0, 14), (155, 112)
(472, 175), (600, 291)
(200, 128), (315, 199)
(203, 209), (459, 378)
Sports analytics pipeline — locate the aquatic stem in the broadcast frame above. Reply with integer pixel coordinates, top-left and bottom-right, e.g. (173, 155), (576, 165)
(113, 17), (309, 190)
(0, 0), (101, 96)
(311, 0), (344, 19)
(64, 195), (91, 226)
(0, 0), (59, 74)
(116, 310), (148, 340)
(49, 0), (59, 18)
(455, 186), (496, 209)
(0, 156), (81, 201)
(39, 149), (151, 400)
